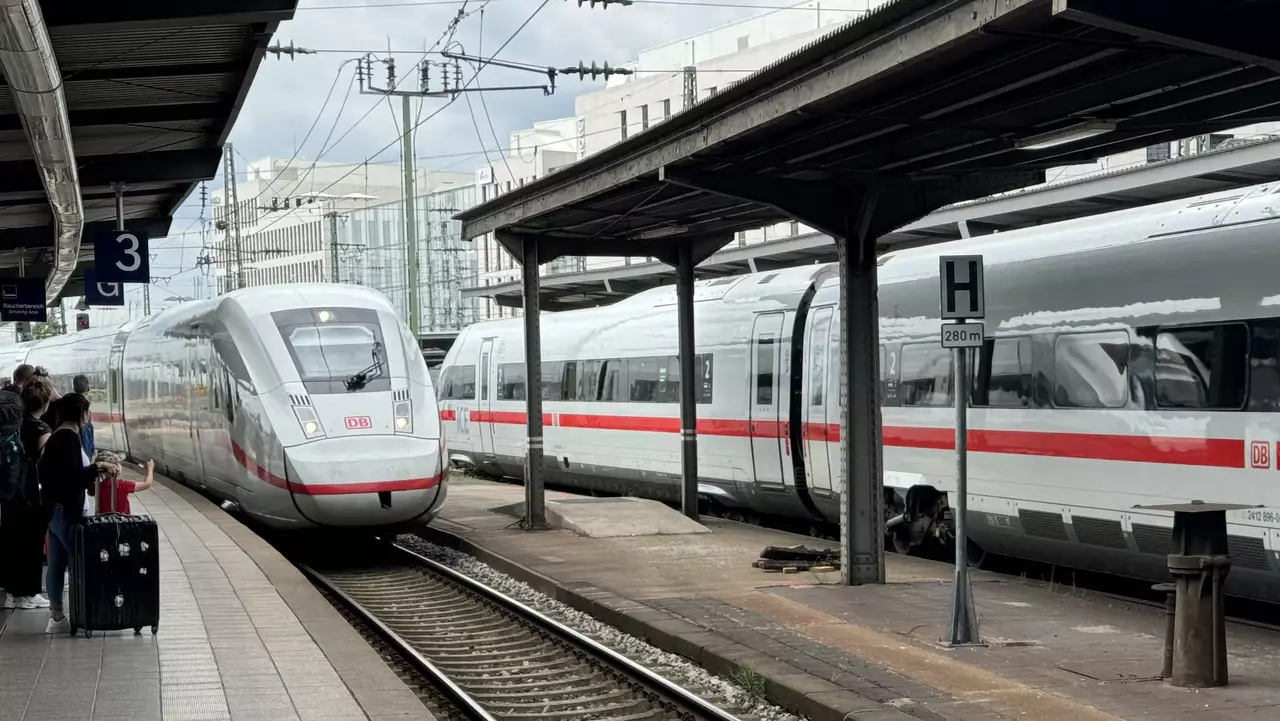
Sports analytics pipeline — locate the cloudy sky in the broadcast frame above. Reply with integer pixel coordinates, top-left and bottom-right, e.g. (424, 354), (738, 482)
(121, 0), (780, 321)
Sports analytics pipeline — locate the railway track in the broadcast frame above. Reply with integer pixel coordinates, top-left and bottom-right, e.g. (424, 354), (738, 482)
(300, 541), (744, 721)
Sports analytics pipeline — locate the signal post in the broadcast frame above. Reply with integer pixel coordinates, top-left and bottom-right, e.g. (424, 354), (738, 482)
(939, 255), (985, 646)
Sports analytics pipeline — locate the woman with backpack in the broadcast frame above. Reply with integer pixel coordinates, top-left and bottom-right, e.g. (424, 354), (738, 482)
(39, 393), (118, 633)
(0, 377), (53, 609)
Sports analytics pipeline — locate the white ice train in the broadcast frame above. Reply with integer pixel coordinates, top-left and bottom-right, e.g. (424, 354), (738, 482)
(0, 284), (446, 530)
(438, 182), (1280, 603)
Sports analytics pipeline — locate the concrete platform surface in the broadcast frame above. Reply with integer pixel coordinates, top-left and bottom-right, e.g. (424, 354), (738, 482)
(496, 495), (710, 537)
(431, 477), (1280, 721)
(0, 471), (430, 721)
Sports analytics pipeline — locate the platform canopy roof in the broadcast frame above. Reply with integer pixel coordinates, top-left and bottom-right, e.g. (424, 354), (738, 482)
(457, 0), (1280, 261)
(0, 1), (296, 297)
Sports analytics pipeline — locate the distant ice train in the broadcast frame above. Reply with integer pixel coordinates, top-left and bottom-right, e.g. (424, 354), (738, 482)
(0, 284), (446, 531)
(438, 182), (1280, 603)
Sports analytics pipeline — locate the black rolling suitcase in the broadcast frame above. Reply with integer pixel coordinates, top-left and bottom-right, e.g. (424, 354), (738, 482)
(68, 512), (160, 638)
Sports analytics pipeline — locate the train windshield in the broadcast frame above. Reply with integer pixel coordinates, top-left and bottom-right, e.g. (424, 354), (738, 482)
(271, 307), (391, 393)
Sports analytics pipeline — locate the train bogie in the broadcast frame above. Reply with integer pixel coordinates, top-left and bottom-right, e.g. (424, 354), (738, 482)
(438, 182), (1280, 604)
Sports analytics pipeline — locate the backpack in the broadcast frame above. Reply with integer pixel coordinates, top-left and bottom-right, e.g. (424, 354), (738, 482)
(0, 429), (23, 503)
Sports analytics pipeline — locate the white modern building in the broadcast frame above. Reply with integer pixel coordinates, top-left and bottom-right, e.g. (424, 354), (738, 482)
(210, 157), (472, 322)
(333, 182), (482, 331)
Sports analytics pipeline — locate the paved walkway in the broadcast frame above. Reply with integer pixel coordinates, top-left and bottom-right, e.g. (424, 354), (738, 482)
(0, 474), (430, 721)
(431, 477), (1280, 721)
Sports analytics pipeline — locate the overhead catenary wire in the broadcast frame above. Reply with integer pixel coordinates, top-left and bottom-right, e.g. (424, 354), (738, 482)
(234, 60), (355, 213)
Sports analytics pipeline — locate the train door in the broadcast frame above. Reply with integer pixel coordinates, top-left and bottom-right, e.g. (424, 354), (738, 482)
(107, 341), (126, 453)
(750, 313), (787, 487)
(478, 338), (495, 457)
(197, 343), (231, 492)
(179, 343), (205, 489)
(803, 306), (834, 494)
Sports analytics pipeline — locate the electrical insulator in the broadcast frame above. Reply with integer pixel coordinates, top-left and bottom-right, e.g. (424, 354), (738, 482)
(385, 58), (396, 87)
(76, 313), (89, 331)
(420, 62), (430, 92)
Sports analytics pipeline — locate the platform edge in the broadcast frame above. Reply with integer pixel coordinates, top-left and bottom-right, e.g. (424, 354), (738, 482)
(158, 478), (432, 721)
(418, 525), (915, 721)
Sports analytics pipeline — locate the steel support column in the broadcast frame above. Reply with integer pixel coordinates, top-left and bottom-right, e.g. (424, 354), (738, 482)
(676, 241), (699, 520)
(521, 236), (546, 529)
(836, 188), (885, 586)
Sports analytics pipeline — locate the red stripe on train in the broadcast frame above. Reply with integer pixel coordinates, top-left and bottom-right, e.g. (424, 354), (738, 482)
(89, 414), (444, 491)
(443, 408), (1244, 469)
(230, 441), (442, 495)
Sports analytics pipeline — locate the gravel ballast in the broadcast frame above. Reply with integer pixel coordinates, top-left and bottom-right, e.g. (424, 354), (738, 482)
(398, 535), (806, 721)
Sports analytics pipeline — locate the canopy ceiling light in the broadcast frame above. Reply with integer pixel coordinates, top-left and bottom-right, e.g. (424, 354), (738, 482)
(1016, 120), (1116, 151)
(636, 224), (688, 239)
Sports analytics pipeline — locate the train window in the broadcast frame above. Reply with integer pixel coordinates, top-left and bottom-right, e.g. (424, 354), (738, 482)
(900, 344), (953, 406)
(480, 354), (490, 401)
(561, 362), (579, 401)
(542, 361), (564, 400)
(970, 337), (1032, 408)
(656, 356), (680, 403)
(694, 353), (713, 404)
(756, 338), (776, 405)
(497, 363), (525, 401)
(628, 357), (662, 402)
(1155, 324), (1247, 410)
(810, 310), (832, 406)
(577, 360), (601, 401)
(1248, 321), (1280, 412)
(600, 359), (625, 401)
(439, 365), (476, 400)
(271, 307), (388, 393)
(1053, 331), (1130, 409)
(438, 366), (456, 399)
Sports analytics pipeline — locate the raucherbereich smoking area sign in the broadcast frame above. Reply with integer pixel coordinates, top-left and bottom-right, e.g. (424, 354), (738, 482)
(0, 278), (47, 322)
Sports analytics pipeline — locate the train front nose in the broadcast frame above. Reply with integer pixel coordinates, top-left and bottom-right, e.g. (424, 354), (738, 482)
(283, 435), (445, 527)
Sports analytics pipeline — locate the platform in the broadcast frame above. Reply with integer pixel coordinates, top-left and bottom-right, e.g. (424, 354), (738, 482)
(494, 496), (710, 537)
(0, 471), (429, 721)
(429, 477), (1280, 721)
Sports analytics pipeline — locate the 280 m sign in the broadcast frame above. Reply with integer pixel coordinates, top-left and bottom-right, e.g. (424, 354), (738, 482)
(940, 321), (985, 349)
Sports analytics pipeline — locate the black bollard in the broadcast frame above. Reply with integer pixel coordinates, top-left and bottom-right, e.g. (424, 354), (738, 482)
(1134, 501), (1254, 689)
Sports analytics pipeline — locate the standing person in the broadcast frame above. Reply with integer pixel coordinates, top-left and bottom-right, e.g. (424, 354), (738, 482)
(72, 375), (93, 457)
(39, 393), (118, 634)
(97, 459), (155, 515)
(1, 378), (52, 609)
(0, 364), (34, 601)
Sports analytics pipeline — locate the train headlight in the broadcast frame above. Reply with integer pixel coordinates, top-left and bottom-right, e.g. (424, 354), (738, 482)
(393, 400), (412, 434)
(293, 406), (325, 439)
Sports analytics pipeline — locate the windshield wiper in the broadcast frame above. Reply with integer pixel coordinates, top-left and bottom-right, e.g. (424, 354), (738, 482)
(344, 341), (384, 392)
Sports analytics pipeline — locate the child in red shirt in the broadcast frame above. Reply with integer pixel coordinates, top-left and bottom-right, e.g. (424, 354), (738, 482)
(96, 459), (154, 515)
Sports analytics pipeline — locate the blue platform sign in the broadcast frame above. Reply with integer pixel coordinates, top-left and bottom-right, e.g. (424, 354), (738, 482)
(94, 229), (150, 283)
(83, 268), (125, 307)
(0, 278), (46, 322)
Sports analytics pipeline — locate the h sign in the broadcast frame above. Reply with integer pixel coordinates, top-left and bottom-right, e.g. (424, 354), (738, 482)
(939, 255), (985, 320)
(94, 229), (150, 284)
(83, 268), (125, 307)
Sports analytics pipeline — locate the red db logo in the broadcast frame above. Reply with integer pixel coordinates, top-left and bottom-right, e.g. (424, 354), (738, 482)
(1250, 440), (1269, 469)
(344, 416), (373, 430)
